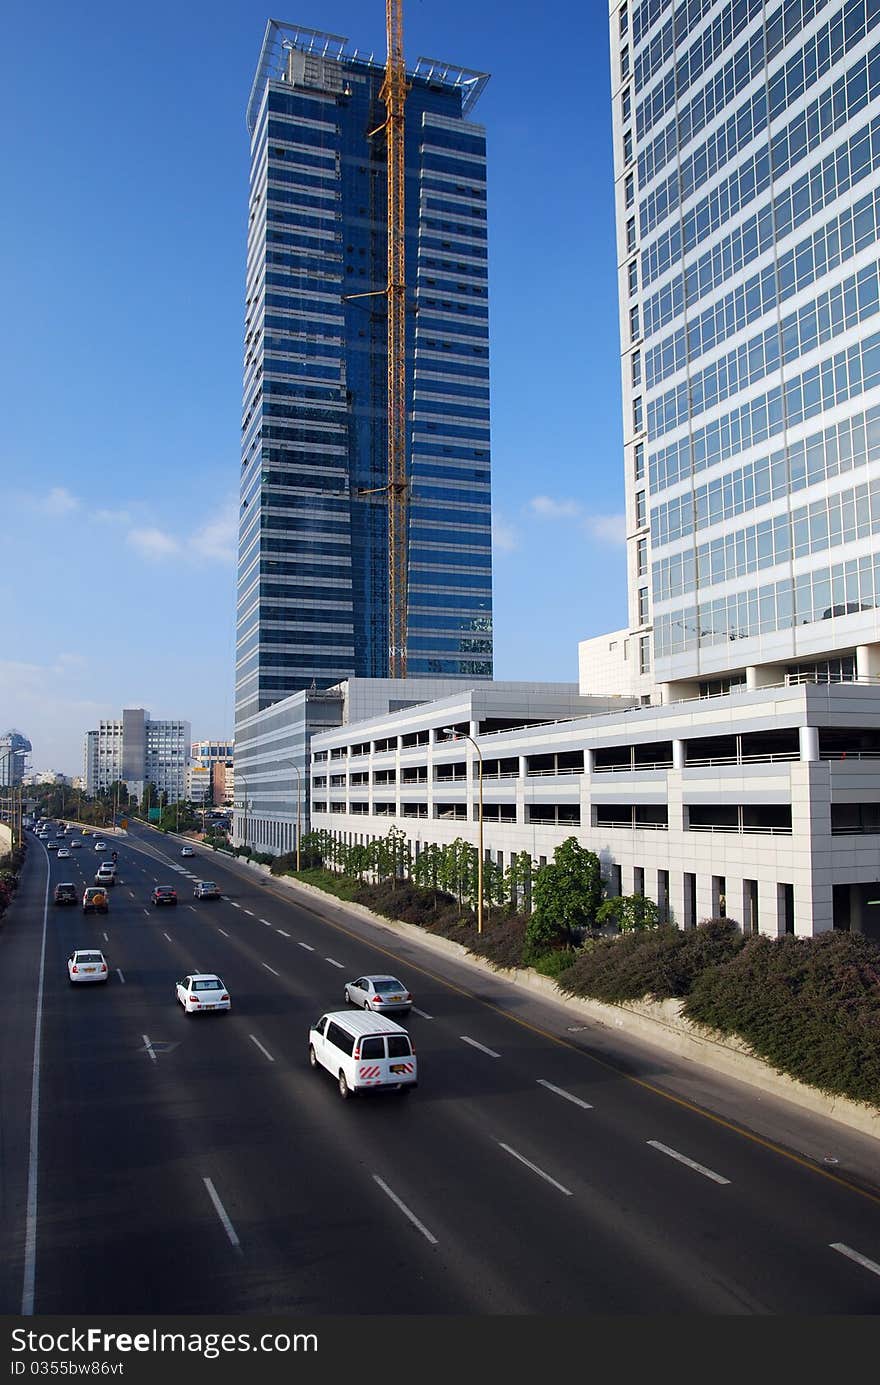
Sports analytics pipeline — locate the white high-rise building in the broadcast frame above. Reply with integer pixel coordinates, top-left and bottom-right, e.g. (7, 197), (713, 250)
(83, 709), (191, 803)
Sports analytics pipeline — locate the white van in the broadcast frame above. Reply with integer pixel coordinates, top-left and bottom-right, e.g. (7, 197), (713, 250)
(309, 1010), (417, 1099)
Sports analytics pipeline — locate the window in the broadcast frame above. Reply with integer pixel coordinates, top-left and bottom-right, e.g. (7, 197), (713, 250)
(619, 3), (628, 35)
(635, 489), (646, 527)
(360, 1037), (385, 1060)
(636, 536), (647, 576)
(633, 395), (643, 431)
(638, 587), (649, 626)
(620, 45), (629, 80)
(622, 87), (631, 124)
(626, 216), (636, 253)
(630, 304), (640, 340)
(625, 172), (634, 208)
(634, 440), (645, 480)
(639, 634), (650, 674)
(631, 349), (641, 388)
(623, 128), (633, 165)
(627, 259), (638, 296)
(387, 1035), (412, 1058)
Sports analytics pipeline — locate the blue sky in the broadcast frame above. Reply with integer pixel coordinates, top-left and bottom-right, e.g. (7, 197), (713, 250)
(1, 0), (625, 775)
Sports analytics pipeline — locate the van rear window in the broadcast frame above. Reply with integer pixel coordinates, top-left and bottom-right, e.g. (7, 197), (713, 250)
(386, 1036), (411, 1058)
(360, 1037), (385, 1060)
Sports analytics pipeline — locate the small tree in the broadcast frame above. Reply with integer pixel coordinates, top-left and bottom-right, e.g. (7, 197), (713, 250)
(596, 893), (662, 933)
(528, 837), (603, 951)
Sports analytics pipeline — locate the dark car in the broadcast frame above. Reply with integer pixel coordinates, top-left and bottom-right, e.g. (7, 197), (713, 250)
(53, 883), (78, 906)
(151, 886), (178, 907)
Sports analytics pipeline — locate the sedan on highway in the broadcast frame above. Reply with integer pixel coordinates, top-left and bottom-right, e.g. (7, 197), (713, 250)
(94, 841), (107, 852)
(58, 848), (71, 859)
(46, 841), (59, 851)
(193, 881), (221, 899)
(68, 950), (109, 984)
(180, 846), (194, 857)
(53, 883), (78, 906)
(69, 839), (82, 848)
(152, 886), (177, 907)
(176, 974), (230, 1014)
(344, 975), (413, 1015)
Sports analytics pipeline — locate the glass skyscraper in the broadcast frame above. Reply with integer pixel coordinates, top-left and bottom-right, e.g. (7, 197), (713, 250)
(236, 21), (494, 727)
(613, 0), (880, 694)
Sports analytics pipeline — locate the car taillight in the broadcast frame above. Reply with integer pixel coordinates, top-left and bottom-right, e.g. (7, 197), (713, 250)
(191, 996), (199, 1003)
(221, 994), (229, 1002)
(71, 965), (78, 973)
(101, 964), (107, 972)
(404, 992), (411, 1000)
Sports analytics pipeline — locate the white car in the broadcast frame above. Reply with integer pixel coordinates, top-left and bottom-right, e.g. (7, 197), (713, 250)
(57, 848), (71, 859)
(176, 974), (230, 1014)
(68, 950), (109, 984)
(193, 881), (221, 899)
(344, 974), (412, 1015)
(94, 840), (108, 851)
(69, 839), (82, 848)
(180, 846), (194, 857)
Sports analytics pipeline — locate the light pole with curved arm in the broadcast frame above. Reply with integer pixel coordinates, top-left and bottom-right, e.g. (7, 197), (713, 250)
(290, 761), (302, 871)
(442, 727), (483, 934)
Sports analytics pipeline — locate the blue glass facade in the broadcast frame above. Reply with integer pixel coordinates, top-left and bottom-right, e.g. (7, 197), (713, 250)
(236, 24), (493, 725)
(614, 0), (880, 682)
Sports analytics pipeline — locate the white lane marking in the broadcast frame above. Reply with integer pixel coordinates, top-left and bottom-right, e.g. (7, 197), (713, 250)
(102, 932), (109, 942)
(537, 1079), (593, 1110)
(412, 1006), (433, 1020)
(498, 1143), (572, 1197)
(142, 1035), (157, 1065)
(249, 1034), (275, 1063)
(115, 969), (126, 984)
(830, 1243), (880, 1279)
(128, 890), (135, 898)
(460, 1035), (500, 1058)
(261, 962), (280, 977)
(143, 909), (150, 917)
(325, 957), (345, 969)
(372, 1175), (438, 1245)
(647, 1141), (731, 1185)
(188, 906), (197, 913)
(259, 918), (272, 926)
(296, 941), (314, 952)
(229, 902), (241, 909)
(162, 932), (173, 943)
(21, 854), (50, 1314)
(203, 1177), (242, 1253)
(243, 909), (254, 917)
(276, 928), (290, 938)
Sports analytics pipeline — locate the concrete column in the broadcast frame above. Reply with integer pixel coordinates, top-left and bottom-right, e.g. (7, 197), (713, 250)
(745, 664), (778, 690)
(799, 725), (819, 762)
(584, 747), (595, 774)
(672, 738), (685, 770)
(856, 643), (880, 681)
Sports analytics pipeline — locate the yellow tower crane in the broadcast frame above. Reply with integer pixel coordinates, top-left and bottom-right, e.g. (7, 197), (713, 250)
(379, 0), (409, 679)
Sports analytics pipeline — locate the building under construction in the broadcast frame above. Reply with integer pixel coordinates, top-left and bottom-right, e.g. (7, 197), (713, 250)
(236, 19), (494, 732)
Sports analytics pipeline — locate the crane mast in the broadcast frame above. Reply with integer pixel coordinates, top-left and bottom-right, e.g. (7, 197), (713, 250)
(379, 0), (409, 679)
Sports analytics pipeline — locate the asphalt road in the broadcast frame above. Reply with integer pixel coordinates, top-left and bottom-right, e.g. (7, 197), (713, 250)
(2, 823), (880, 1314)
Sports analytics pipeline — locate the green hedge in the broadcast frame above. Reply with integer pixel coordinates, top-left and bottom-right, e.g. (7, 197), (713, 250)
(555, 918), (745, 1003)
(683, 930), (880, 1107)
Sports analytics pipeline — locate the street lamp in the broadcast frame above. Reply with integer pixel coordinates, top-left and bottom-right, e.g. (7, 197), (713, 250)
(442, 726), (483, 934)
(290, 762), (302, 872)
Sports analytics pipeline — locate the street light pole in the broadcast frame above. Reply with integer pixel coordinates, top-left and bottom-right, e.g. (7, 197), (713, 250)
(442, 727), (483, 935)
(291, 762), (302, 871)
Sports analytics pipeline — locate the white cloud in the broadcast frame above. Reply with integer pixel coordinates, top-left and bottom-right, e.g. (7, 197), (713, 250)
(127, 527), (180, 560)
(45, 486), (80, 515)
(492, 517), (519, 554)
(190, 500), (238, 563)
(95, 507), (132, 525)
(528, 495), (583, 520)
(583, 512), (627, 545)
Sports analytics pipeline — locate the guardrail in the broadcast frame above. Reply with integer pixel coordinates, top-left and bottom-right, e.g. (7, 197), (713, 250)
(686, 824), (792, 835)
(594, 819), (668, 830)
(591, 761), (671, 773)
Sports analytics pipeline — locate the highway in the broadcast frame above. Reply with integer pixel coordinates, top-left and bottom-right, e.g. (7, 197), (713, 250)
(2, 822), (880, 1314)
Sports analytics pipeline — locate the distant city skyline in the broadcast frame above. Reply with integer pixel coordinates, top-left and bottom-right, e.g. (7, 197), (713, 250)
(2, 1), (626, 775)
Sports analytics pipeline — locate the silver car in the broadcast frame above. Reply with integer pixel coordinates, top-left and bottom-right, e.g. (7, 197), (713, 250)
(344, 975), (412, 1015)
